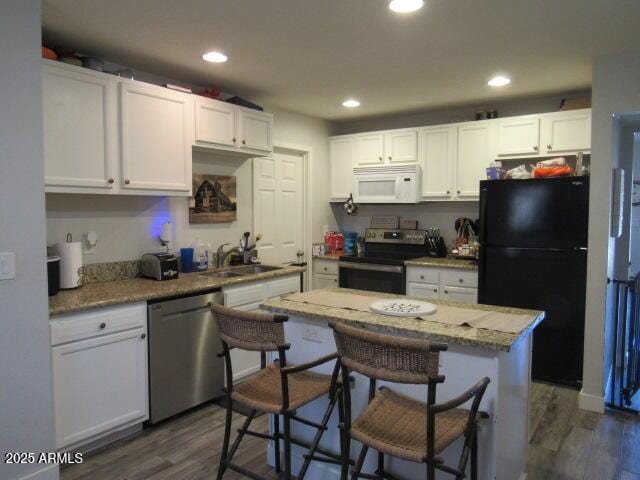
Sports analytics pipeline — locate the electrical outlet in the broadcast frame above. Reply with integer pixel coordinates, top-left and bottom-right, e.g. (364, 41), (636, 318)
(301, 325), (322, 344)
(0, 252), (16, 280)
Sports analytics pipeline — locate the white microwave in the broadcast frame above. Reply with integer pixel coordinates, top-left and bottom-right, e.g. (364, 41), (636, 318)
(352, 165), (421, 203)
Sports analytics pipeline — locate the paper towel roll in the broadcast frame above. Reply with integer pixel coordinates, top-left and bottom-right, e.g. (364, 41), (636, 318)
(56, 241), (83, 289)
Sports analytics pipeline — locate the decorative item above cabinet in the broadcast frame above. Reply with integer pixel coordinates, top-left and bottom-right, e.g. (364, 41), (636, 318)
(194, 96), (273, 156)
(329, 108), (591, 203)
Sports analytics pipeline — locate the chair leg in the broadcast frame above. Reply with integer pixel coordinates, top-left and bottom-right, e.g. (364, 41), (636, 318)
(471, 430), (478, 480)
(351, 444), (368, 480)
(274, 414), (281, 474)
(426, 463), (436, 480)
(216, 396), (234, 480)
(284, 413), (292, 480)
(377, 451), (384, 479)
(338, 388), (350, 480)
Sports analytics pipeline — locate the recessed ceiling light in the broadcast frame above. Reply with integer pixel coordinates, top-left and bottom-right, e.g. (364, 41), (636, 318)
(202, 51), (228, 63)
(389, 0), (424, 13)
(342, 99), (361, 108)
(488, 75), (511, 87)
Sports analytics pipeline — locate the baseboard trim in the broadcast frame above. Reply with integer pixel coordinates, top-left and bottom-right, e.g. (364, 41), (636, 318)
(18, 464), (59, 480)
(579, 390), (605, 413)
(234, 364), (261, 382)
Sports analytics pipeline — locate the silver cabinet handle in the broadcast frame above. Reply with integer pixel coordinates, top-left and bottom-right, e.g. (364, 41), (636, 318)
(388, 156), (392, 160)
(233, 137), (236, 143)
(141, 333), (146, 339)
(378, 156), (383, 161)
(457, 190), (461, 194)
(242, 139), (246, 145)
(108, 178), (114, 184)
(459, 278), (464, 283)
(444, 290), (449, 294)
(124, 179), (130, 185)
(446, 190), (450, 194)
(533, 145), (538, 151)
(99, 322), (106, 329)
(420, 275), (425, 280)
(433, 288), (438, 293)
(547, 144), (552, 150)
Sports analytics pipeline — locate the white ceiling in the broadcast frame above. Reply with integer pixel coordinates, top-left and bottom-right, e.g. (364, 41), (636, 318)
(42, 0), (640, 121)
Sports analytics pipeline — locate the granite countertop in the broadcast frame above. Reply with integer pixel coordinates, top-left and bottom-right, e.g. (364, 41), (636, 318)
(312, 254), (342, 261)
(49, 265), (305, 317)
(314, 254), (477, 270)
(260, 288), (543, 352)
(404, 257), (478, 270)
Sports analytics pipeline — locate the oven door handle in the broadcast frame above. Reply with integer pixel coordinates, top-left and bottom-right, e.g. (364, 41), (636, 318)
(338, 262), (404, 274)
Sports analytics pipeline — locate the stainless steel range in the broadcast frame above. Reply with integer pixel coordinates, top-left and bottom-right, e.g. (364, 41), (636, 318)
(339, 228), (429, 294)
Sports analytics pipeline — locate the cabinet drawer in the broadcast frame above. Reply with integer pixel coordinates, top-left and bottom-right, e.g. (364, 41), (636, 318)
(407, 282), (440, 300)
(314, 259), (339, 276)
(268, 275), (300, 298)
(441, 269), (478, 288)
(224, 283), (267, 307)
(442, 286), (477, 304)
(406, 267), (439, 284)
(50, 303), (146, 346)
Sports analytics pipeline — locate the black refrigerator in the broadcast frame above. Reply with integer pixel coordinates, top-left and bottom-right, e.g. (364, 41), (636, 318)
(478, 176), (589, 388)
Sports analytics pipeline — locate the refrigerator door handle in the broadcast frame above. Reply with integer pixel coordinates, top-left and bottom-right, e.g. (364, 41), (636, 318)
(479, 187), (487, 244)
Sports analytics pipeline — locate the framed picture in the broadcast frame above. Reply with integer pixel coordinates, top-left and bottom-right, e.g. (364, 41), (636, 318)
(189, 174), (237, 224)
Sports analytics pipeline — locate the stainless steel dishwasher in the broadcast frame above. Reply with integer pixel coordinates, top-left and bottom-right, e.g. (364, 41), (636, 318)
(147, 289), (224, 423)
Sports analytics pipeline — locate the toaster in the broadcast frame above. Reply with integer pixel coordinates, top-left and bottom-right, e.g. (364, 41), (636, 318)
(140, 253), (179, 281)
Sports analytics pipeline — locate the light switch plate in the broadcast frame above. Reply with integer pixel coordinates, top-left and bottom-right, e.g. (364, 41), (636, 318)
(0, 252), (16, 280)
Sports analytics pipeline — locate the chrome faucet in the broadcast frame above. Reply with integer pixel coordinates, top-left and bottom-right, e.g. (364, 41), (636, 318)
(216, 243), (241, 268)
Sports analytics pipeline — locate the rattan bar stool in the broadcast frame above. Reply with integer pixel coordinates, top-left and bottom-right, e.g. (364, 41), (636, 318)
(330, 322), (490, 480)
(211, 303), (345, 480)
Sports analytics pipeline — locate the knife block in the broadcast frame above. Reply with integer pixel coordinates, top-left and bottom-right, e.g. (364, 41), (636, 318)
(426, 237), (448, 258)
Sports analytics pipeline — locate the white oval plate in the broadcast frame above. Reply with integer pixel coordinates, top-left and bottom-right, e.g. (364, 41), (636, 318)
(370, 299), (437, 317)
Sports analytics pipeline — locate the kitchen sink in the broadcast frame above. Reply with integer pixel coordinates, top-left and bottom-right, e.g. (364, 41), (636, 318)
(232, 265), (283, 275)
(200, 270), (244, 278)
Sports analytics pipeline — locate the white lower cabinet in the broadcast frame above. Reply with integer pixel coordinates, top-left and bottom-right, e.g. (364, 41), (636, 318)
(223, 275), (300, 380)
(50, 303), (148, 449)
(407, 266), (478, 304)
(312, 259), (339, 289)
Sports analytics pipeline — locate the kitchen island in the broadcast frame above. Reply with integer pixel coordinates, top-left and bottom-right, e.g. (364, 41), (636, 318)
(260, 288), (544, 480)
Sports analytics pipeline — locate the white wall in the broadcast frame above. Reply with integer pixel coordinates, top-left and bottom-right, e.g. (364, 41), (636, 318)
(0, 1), (58, 480)
(581, 52), (640, 412)
(334, 90), (590, 134)
(46, 107), (337, 263)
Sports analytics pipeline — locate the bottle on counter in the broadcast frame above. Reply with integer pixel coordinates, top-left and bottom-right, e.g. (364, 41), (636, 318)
(193, 238), (209, 271)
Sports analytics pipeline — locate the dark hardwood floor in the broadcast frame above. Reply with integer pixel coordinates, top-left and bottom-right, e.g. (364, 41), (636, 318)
(61, 383), (640, 480)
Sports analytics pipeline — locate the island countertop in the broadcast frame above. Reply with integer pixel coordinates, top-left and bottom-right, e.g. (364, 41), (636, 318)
(260, 287), (544, 352)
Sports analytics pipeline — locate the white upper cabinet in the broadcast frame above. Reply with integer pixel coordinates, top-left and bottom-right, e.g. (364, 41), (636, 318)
(330, 137), (355, 200)
(43, 62), (115, 192)
(497, 116), (540, 156)
(456, 121), (497, 199)
(385, 130), (418, 163)
(420, 126), (456, 199)
(119, 80), (193, 194)
(194, 97), (273, 155)
(195, 97), (236, 147)
(355, 134), (385, 166)
(542, 109), (591, 154)
(238, 109), (274, 153)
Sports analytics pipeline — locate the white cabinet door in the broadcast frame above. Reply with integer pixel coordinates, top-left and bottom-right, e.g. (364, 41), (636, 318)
(497, 117), (540, 156)
(456, 122), (496, 199)
(329, 137), (355, 200)
(42, 62), (115, 190)
(542, 110), (591, 153)
(407, 282), (440, 299)
(119, 82), (192, 193)
(355, 134), (385, 166)
(195, 97), (236, 147)
(421, 126), (456, 199)
(238, 109), (273, 153)
(385, 130), (418, 164)
(314, 273), (339, 289)
(52, 327), (148, 448)
(442, 286), (478, 304)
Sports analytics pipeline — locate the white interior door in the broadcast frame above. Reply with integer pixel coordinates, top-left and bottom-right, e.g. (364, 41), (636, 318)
(253, 150), (304, 265)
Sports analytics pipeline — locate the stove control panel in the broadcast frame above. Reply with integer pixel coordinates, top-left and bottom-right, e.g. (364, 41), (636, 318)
(364, 228), (427, 245)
